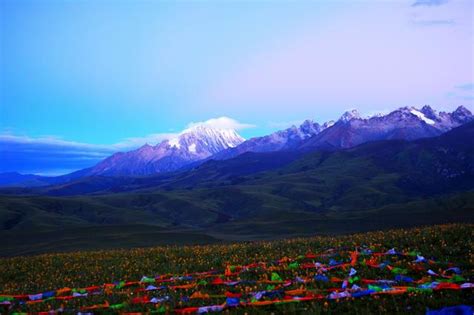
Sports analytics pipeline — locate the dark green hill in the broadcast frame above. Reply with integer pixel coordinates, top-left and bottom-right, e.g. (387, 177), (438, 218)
(1, 122), (473, 256)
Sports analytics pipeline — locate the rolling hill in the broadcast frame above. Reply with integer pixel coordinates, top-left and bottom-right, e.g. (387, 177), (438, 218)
(0, 122), (473, 256)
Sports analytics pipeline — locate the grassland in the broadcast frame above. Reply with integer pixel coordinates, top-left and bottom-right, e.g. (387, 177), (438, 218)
(1, 224), (472, 314)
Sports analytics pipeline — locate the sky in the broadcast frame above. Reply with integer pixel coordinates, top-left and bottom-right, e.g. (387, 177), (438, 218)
(0, 0), (473, 175)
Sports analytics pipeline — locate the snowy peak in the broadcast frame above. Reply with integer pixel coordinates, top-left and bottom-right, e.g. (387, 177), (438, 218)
(209, 118), (326, 160)
(299, 119), (322, 136)
(451, 106), (473, 123)
(409, 108), (436, 125)
(184, 124), (244, 148)
(82, 106), (472, 177)
(322, 120), (335, 129)
(87, 121), (245, 176)
(165, 124), (244, 154)
(339, 109), (361, 122)
(420, 105), (438, 120)
(333, 105), (473, 129)
(273, 119), (324, 142)
(399, 105), (473, 129)
(300, 105), (473, 151)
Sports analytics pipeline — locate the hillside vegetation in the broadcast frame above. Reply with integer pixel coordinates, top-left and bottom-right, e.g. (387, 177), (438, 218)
(1, 123), (473, 255)
(0, 224), (472, 314)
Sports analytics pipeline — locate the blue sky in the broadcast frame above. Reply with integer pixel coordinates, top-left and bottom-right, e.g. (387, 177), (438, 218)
(1, 0), (473, 175)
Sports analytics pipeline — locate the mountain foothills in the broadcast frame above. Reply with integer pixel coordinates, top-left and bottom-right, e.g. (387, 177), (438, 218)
(0, 105), (473, 255)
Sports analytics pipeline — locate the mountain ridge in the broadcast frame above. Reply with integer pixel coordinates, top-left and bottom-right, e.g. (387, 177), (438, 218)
(4, 120), (473, 197)
(299, 105), (472, 151)
(77, 124), (244, 177)
(1, 121), (472, 255)
(0, 105), (472, 187)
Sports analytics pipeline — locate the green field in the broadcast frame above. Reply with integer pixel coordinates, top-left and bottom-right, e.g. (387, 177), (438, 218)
(1, 188), (472, 256)
(1, 224), (472, 314)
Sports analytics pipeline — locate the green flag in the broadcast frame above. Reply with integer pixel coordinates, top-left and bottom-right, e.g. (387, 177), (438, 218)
(271, 272), (282, 282)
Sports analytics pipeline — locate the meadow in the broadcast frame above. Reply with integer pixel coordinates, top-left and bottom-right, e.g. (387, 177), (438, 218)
(0, 224), (472, 314)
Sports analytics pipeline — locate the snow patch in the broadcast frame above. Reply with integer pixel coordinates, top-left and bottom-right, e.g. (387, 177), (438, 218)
(323, 120), (335, 129)
(188, 143), (196, 153)
(410, 109), (435, 125)
(339, 109), (361, 122)
(169, 138), (181, 148)
(186, 116), (254, 131)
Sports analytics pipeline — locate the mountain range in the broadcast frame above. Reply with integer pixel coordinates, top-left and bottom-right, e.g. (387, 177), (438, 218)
(1, 118), (473, 255)
(1, 104), (474, 256)
(1, 105), (472, 187)
(91, 105), (473, 175)
(85, 125), (244, 176)
(300, 105), (473, 151)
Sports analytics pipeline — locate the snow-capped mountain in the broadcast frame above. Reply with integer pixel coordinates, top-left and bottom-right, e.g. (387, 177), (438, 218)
(418, 105), (473, 131)
(300, 105), (473, 150)
(85, 124), (244, 176)
(190, 105), (472, 163)
(60, 105), (473, 178)
(209, 119), (328, 160)
(338, 109), (361, 123)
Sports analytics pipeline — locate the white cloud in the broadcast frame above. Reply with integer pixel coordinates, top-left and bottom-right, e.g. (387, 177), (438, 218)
(409, 0), (469, 27)
(186, 116), (255, 131)
(445, 83), (474, 103)
(412, 0), (449, 7)
(0, 134), (113, 151)
(34, 169), (84, 177)
(0, 134), (115, 175)
(455, 83), (474, 91)
(0, 132), (178, 152)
